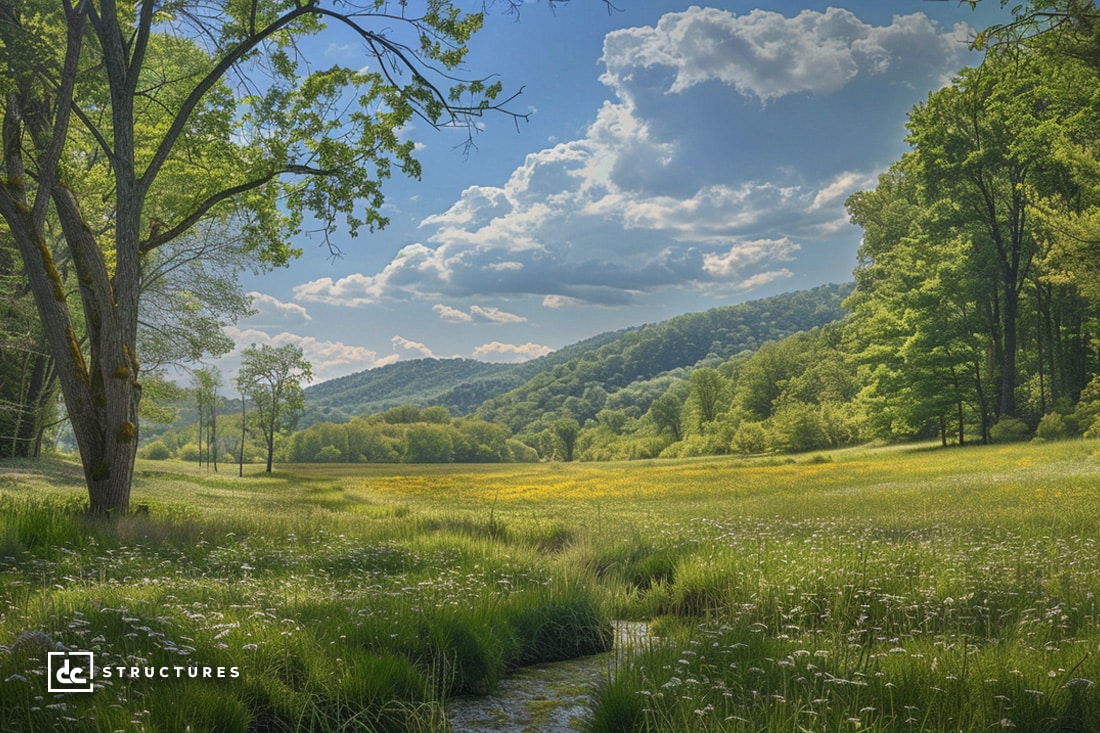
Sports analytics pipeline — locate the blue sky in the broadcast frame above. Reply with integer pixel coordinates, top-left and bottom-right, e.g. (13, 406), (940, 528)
(223, 1), (1012, 383)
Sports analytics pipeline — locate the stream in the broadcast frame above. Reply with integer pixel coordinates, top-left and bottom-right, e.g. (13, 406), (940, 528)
(445, 622), (648, 733)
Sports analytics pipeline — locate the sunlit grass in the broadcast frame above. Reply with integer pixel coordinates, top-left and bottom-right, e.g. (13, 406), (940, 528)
(0, 439), (1098, 731)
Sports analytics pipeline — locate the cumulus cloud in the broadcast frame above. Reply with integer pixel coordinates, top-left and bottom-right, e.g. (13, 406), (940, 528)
(245, 292), (311, 326)
(294, 244), (439, 306)
(433, 304), (473, 323)
(391, 336), (435, 359)
(599, 7), (969, 102)
(291, 7), (972, 311)
(701, 238), (799, 279)
(472, 341), (554, 363)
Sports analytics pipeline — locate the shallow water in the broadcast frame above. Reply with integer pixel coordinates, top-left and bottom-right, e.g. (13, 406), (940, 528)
(446, 622), (648, 733)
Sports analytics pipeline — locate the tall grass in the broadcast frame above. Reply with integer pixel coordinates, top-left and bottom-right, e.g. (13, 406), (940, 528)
(1, 440), (1098, 731)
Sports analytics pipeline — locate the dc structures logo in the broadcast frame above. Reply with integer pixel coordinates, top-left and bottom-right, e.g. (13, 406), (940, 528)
(47, 651), (95, 693)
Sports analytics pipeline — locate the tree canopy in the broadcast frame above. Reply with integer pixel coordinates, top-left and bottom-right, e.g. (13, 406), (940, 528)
(0, 0), (517, 513)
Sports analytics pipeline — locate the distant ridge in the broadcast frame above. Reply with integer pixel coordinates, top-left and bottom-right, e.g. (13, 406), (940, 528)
(475, 283), (852, 433)
(301, 328), (632, 426)
(302, 283), (852, 428)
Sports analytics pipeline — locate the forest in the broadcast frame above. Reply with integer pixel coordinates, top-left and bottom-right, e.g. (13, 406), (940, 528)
(6, 7), (1100, 469)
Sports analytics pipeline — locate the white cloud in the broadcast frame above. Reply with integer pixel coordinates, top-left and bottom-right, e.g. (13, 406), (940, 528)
(469, 305), (527, 324)
(433, 304), (473, 323)
(244, 291), (311, 326)
(810, 171), (878, 212)
(433, 303), (527, 324)
(294, 244), (439, 306)
(472, 341), (554, 363)
(600, 7), (968, 102)
(702, 238), (799, 279)
(391, 335), (435, 359)
(542, 294), (587, 309)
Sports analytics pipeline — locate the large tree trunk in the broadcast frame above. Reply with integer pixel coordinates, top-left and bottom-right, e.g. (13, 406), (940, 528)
(0, 4), (140, 514)
(0, 200), (141, 514)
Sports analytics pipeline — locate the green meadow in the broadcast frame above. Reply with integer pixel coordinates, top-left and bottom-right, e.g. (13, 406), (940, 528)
(1, 440), (1099, 731)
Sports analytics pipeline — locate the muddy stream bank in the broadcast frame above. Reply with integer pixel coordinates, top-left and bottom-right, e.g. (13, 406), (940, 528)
(445, 622), (648, 733)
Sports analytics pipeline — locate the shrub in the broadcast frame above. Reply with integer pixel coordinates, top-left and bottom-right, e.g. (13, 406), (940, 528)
(506, 439), (539, 463)
(138, 440), (172, 460)
(316, 445), (343, 462)
(990, 417), (1030, 443)
(769, 401), (828, 453)
(732, 421), (769, 454)
(1035, 412), (1069, 441)
(659, 433), (726, 458)
(1072, 375), (1100, 434)
(177, 442), (200, 461)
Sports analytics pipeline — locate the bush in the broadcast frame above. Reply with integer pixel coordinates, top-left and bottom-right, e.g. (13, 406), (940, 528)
(732, 421), (768, 454)
(316, 445), (343, 462)
(990, 417), (1030, 443)
(1072, 375), (1100, 435)
(506, 439), (539, 463)
(769, 401), (828, 453)
(177, 442), (200, 461)
(659, 433), (728, 458)
(1035, 412), (1069, 441)
(138, 440), (172, 460)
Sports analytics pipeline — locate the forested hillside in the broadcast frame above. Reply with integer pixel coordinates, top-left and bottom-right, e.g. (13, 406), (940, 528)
(300, 328), (634, 425)
(301, 359), (514, 426)
(475, 284), (851, 434)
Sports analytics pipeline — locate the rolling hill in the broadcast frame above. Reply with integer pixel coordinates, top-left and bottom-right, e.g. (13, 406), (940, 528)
(302, 283), (852, 430)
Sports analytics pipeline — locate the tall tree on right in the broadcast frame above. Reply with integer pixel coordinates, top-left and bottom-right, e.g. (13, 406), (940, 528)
(904, 47), (1091, 419)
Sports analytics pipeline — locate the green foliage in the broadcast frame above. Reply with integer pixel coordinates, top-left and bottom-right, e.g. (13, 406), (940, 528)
(990, 417), (1031, 443)
(404, 424), (455, 464)
(1036, 411), (1070, 440)
(506, 439), (539, 463)
(177, 442), (201, 462)
(1073, 375), (1100, 434)
(769, 401), (831, 453)
(477, 284), (851, 434)
(237, 344), (313, 472)
(732, 421), (769, 455)
(137, 440), (172, 460)
(287, 415), (516, 464)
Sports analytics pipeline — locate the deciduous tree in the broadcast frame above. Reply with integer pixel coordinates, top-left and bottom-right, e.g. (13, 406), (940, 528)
(0, 0), (517, 513)
(906, 50), (1084, 418)
(237, 344), (312, 474)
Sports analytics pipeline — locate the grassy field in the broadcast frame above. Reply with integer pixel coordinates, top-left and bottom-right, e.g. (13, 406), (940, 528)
(1, 440), (1098, 731)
